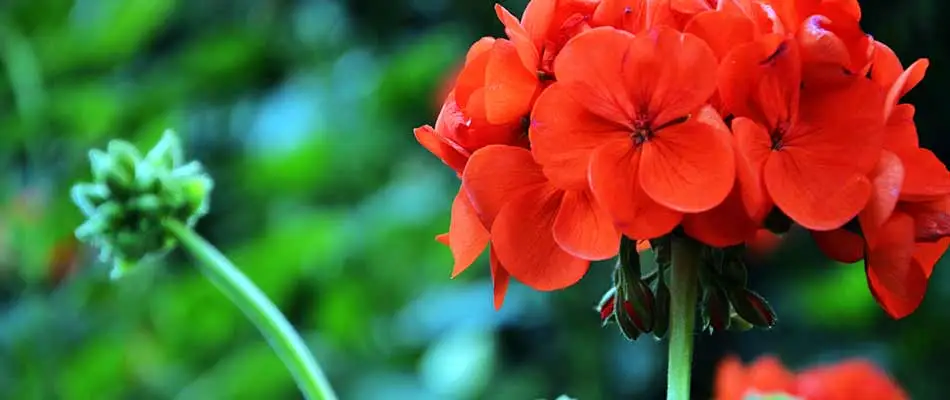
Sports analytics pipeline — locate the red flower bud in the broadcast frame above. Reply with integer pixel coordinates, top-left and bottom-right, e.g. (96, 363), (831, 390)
(729, 288), (777, 328)
(702, 287), (731, 334)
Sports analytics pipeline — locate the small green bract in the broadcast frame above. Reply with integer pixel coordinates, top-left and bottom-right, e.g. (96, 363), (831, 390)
(71, 130), (213, 279)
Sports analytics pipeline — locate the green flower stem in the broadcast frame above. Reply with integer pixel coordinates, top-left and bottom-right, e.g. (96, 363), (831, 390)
(164, 220), (337, 400)
(667, 237), (701, 400)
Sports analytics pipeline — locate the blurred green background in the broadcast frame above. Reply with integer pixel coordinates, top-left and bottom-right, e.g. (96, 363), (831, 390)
(1, 0), (948, 399)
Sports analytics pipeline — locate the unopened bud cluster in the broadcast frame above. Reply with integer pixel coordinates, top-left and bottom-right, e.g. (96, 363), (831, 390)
(698, 246), (777, 334)
(71, 130), (213, 279)
(597, 234), (777, 341)
(598, 236), (672, 341)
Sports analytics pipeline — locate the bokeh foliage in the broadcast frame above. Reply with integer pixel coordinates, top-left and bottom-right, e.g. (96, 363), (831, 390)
(1, 0), (949, 399)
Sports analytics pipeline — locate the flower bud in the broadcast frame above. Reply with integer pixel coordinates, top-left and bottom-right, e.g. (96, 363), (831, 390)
(728, 288), (777, 328)
(619, 236), (641, 278)
(107, 140), (142, 176)
(622, 277), (655, 333)
(701, 287), (731, 334)
(727, 312), (754, 332)
(597, 287), (618, 325)
(71, 130), (213, 279)
(145, 130), (184, 170)
(615, 300), (642, 341)
(89, 150), (110, 179)
(721, 258), (748, 288)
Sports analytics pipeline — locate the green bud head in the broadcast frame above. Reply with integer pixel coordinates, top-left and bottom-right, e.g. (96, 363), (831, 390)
(71, 130), (214, 279)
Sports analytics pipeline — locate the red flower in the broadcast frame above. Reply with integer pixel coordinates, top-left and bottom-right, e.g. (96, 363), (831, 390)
(458, 1), (600, 127)
(463, 145), (620, 290)
(413, 39), (533, 309)
(530, 26), (735, 240)
(413, 0), (947, 317)
(715, 355), (908, 400)
(722, 36), (885, 231)
(810, 45), (950, 318)
(497, 0), (600, 77)
(453, 34), (539, 126)
(413, 89), (523, 290)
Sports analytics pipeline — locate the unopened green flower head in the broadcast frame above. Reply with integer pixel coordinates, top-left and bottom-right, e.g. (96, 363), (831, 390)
(71, 130), (213, 279)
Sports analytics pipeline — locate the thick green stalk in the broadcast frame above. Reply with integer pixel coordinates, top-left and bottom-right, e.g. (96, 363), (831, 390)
(164, 220), (337, 400)
(667, 237), (701, 400)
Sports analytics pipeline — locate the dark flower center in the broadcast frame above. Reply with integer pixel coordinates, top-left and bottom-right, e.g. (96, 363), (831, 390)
(631, 116), (653, 145)
(771, 121), (790, 150)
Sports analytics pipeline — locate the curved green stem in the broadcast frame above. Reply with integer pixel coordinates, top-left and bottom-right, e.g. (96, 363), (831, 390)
(667, 237), (701, 400)
(164, 220), (338, 400)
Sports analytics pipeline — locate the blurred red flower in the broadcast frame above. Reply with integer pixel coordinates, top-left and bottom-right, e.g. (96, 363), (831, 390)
(716, 355), (908, 400)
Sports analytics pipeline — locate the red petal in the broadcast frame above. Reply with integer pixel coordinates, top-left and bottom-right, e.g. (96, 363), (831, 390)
(859, 151), (905, 243)
(462, 145), (549, 227)
(714, 357), (749, 400)
(732, 117), (772, 220)
(414, 125), (468, 175)
(530, 83), (629, 190)
(672, 0), (713, 14)
(767, 79), (885, 230)
(745, 356), (798, 394)
(639, 118), (736, 213)
(812, 228), (864, 263)
(484, 39), (540, 125)
(683, 188), (759, 247)
(718, 36), (800, 131)
(797, 12), (872, 78)
(884, 58), (929, 118)
(431, 91), (526, 158)
(491, 187), (590, 290)
(553, 190), (621, 260)
(447, 188), (491, 277)
(489, 248), (511, 310)
(494, 4), (540, 71)
(870, 40), (903, 90)
(435, 233), (450, 246)
(553, 27), (638, 125)
(454, 46), (491, 112)
(901, 197), (950, 242)
(768, 0), (820, 30)
(897, 147), (950, 202)
(823, 0), (862, 21)
(766, 151), (872, 231)
(634, 27), (719, 127)
(593, 0), (677, 33)
(684, 10), (756, 61)
(519, 0), (555, 47)
(866, 212), (927, 319)
(797, 359), (909, 400)
(589, 141), (684, 239)
(884, 104), (919, 152)
(914, 238), (950, 279)
(466, 37), (496, 64)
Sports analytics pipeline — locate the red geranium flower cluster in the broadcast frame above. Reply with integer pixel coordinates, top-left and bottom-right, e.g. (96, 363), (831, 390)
(715, 355), (908, 400)
(414, 0), (950, 317)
